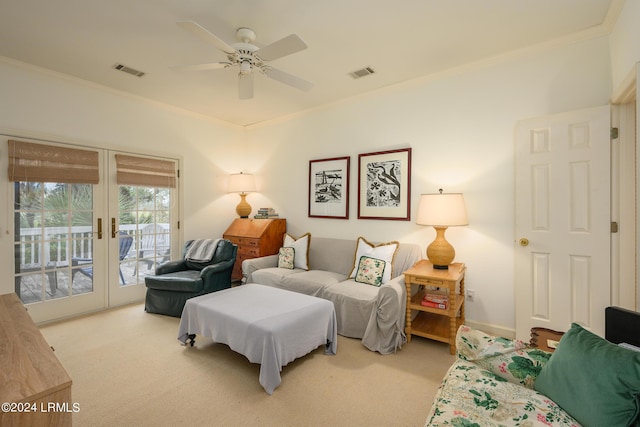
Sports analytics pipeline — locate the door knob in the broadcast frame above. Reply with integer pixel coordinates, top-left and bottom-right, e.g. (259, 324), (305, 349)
(519, 238), (529, 247)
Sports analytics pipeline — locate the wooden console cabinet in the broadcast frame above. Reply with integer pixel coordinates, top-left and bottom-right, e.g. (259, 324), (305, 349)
(404, 260), (466, 355)
(223, 218), (286, 281)
(530, 327), (565, 352)
(0, 293), (73, 427)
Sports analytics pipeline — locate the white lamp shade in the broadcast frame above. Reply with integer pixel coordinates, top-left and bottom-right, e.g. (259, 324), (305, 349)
(416, 193), (468, 227)
(228, 173), (256, 193)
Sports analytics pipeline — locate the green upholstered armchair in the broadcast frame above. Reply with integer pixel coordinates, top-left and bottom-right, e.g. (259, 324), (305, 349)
(144, 239), (237, 317)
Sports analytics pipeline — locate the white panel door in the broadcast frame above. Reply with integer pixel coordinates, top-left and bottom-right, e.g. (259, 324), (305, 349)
(515, 105), (610, 340)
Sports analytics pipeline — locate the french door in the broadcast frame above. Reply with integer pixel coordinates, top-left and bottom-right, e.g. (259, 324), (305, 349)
(108, 153), (176, 306)
(10, 137), (179, 323)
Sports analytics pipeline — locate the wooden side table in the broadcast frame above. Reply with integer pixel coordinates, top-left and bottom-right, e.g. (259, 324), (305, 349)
(404, 260), (466, 355)
(223, 218), (286, 282)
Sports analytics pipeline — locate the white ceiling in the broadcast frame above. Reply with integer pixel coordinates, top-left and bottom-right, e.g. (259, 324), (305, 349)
(0, 0), (621, 127)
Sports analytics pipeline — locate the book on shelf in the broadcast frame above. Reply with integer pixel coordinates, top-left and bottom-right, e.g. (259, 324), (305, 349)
(254, 207), (279, 219)
(421, 290), (449, 309)
(420, 300), (448, 309)
(422, 291), (448, 302)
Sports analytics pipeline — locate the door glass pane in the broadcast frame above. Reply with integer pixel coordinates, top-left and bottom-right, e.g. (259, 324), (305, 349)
(14, 182), (94, 304)
(119, 185), (172, 286)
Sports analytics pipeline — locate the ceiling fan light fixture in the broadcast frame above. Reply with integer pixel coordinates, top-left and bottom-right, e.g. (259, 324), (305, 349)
(239, 60), (252, 74)
(175, 21), (313, 99)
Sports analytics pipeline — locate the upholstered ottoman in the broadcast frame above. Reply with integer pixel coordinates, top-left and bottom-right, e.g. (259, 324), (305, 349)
(177, 284), (337, 394)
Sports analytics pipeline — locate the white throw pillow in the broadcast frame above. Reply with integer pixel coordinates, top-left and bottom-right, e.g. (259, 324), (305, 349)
(283, 233), (311, 270)
(349, 237), (399, 284)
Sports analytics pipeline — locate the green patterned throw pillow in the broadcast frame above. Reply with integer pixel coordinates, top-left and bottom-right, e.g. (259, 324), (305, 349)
(283, 233), (311, 270)
(349, 237), (398, 284)
(277, 247), (295, 269)
(534, 322), (640, 427)
(354, 256), (386, 286)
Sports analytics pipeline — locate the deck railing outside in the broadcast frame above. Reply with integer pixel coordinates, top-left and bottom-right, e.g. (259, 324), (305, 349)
(17, 223), (170, 269)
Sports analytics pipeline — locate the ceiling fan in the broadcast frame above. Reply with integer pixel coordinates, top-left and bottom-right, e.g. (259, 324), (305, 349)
(174, 21), (313, 99)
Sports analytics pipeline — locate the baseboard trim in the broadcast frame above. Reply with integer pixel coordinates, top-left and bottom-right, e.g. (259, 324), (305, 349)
(464, 320), (515, 339)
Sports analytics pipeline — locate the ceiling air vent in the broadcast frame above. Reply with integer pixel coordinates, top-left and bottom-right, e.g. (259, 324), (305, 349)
(350, 67), (375, 79)
(113, 63), (146, 78)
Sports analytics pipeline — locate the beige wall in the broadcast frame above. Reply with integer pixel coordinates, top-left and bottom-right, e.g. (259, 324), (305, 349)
(3, 5), (639, 330)
(610, 0), (640, 92)
(245, 36), (612, 332)
(0, 58), (245, 296)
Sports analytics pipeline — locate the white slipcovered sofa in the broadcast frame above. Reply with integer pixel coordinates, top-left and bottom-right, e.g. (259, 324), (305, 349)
(242, 236), (422, 354)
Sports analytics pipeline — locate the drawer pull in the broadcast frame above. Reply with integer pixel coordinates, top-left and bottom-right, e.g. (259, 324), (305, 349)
(414, 277), (443, 285)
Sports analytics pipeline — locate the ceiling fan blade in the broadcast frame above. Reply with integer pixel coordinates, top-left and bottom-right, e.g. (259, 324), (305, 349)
(255, 34), (307, 61)
(171, 62), (230, 72)
(176, 21), (235, 55)
(238, 73), (254, 99)
(264, 67), (313, 92)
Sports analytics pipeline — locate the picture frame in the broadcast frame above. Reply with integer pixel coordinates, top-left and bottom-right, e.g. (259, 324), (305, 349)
(308, 156), (350, 219)
(357, 148), (411, 220)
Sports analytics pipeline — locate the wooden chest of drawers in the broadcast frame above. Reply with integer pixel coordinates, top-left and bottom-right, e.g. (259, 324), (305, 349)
(223, 218), (286, 281)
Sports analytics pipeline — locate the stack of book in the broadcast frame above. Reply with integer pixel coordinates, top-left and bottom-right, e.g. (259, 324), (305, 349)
(421, 290), (449, 309)
(254, 207), (279, 219)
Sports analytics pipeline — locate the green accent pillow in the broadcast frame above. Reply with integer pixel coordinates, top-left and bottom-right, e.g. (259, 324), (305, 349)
(354, 256), (386, 287)
(277, 247), (295, 269)
(534, 323), (640, 427)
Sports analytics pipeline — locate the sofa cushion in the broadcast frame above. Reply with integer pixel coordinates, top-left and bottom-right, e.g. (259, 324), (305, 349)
(251, 268), (346, 297)
(456, 325), (547, 389)
(348, 237), (398, 284)
(144, 270), (203, 292)
(283, 233), (311, 270)
(250, 267), (305, 287)
(280, 270), (346, 296)
(425, 359), (580, 427)
(534, 322), (640, 427)
(277, 247), (295, 269)
(425, 326), (580, 426)
(354, 256), (386, 286)
(307, 238), (357, 275)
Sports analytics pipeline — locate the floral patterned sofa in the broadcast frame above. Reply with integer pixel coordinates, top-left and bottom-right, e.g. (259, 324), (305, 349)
(425, 325), (640, 427)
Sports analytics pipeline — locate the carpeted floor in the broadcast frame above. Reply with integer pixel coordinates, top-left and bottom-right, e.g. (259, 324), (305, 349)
(40, 302), (456, 427)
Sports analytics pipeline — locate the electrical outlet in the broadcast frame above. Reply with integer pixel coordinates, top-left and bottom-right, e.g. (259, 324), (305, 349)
(466, 289), (475, 302)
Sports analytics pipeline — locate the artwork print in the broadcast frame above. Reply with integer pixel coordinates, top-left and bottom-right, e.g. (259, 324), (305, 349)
(308, 157), (350, 219)
(358, 148), (411, 220)
(365, 159), (401, 208)
(314, 168), (343, 204)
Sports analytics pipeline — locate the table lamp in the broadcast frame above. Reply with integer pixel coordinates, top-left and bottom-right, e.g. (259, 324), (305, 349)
(228, 172), (256, 218)
(416, 189), (468, 269)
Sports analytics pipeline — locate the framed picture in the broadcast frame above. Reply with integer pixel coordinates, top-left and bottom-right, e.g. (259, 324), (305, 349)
(308, 156), (350, 219)
(358, 148), (411, 220)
